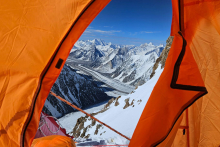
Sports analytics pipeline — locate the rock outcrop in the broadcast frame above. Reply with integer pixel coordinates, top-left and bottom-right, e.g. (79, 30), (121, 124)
(150, 36), (174, 79)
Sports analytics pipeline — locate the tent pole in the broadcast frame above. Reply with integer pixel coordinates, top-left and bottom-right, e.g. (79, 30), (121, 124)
(49, 91), (131, 141)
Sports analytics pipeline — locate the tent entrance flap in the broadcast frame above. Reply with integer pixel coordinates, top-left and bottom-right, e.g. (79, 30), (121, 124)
(129, 0), (220, 146)
(0, 0), (111, 147)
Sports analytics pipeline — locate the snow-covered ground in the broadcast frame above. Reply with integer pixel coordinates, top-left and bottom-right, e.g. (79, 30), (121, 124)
(59, 65), (163, 146)
(59, 102), (107, 134)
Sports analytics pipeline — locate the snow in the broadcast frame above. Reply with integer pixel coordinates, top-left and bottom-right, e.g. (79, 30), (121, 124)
(112, 51), (158, 85)
(76, 65), (135, 94)
(59, 102), (107, 134)
(59, 65), (164, 145)
(68, 39), (164, 88)
(102, 50), (118, 65)
(114, 72), (124, 80)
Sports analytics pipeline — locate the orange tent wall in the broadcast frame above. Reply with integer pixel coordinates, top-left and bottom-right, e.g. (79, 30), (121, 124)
(129, 0), (220, 146)
(0, 0), (110, 147)
(172, 0), (220, 146)
(129, 30), (207, 147)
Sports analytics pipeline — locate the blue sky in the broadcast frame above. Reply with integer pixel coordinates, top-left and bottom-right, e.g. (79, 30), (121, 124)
(79, 0), (172, 46)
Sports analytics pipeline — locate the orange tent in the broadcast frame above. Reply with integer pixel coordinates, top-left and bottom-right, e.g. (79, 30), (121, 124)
(1, 0), (220, 147)
(0, 0), (110, 146)
(129, 0), (220, 146)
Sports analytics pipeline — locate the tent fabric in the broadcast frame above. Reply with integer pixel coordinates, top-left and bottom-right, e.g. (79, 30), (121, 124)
(130, 0), (220, 146)
(171, 111), (188, 147)
(31, 135), (76, 147)
(129, 30), (207, 147)
(34, 112), (73, 139)
(0, 0), (110, 147)
(173, 0), (220, 146)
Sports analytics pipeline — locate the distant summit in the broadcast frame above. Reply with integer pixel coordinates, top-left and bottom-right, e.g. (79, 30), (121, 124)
(91, 39), (106, 46)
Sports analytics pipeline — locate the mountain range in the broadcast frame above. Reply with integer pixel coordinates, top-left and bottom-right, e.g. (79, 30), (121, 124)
(68, 39), (164, 87)
(44, 39), (165, 117)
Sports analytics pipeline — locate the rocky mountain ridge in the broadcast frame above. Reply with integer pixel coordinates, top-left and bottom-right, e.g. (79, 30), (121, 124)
(43, 64), (112, 118)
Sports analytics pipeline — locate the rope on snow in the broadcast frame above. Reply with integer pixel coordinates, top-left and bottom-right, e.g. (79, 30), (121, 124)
(50, 91), (131, 141)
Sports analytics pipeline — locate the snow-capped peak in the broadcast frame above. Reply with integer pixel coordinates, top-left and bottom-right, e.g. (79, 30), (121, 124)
(91, 39), (106, 46)
(148, 42), (153, 46)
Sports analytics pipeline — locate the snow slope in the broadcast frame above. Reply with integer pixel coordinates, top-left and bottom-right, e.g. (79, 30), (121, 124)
(59, 102), (107, 134)
(59, 64), (163, 145)
(110, 51), (158, 85)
